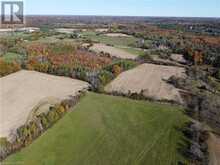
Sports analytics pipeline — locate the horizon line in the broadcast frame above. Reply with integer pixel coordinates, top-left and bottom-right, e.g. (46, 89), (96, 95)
(21, 14), (220, 19)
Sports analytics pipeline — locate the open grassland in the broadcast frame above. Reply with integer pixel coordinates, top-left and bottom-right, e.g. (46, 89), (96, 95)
(0, 70), (90, 138)
(4, 92), (189, 165)
(81, 31), (139, 47)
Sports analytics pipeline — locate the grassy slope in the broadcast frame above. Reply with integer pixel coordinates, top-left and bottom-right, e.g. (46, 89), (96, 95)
(4, 93), (188, 165)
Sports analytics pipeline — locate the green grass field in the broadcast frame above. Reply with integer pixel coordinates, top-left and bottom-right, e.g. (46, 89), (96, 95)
(115, 46), (146, 56)
(81, 31), (138, 46)
(4, 92), (189, 165)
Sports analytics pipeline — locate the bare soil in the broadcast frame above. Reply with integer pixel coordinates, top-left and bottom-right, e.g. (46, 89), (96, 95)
(55, 28), (78, 34)
(105, 63), (186, 103)
(151, 55), (184, 67)
(170, 54), (187, 64)
(90, 43), (137, 60)
(104, 33), (131, 37)
(95, 28), (109, 32)
(0, 70), (90, 139)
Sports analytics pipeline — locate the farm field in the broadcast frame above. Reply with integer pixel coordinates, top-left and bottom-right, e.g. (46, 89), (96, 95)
(170, 54), (187, 64)
(1, 14), (220, 165)
(105, 63), (186, 103)
(4, 92), (189, 165)
(95, 28), (109, 32)
(90, 43), (137, 59)
(0, 70), (90, 138)
(104, 33), (131, 37)
(116, 46), (145, 56)
(81, 31), (139, 47)
(81, 31), (145, 56)
(54, 28), (78, 34)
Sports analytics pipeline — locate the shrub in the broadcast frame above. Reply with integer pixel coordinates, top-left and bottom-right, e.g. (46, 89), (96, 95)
(0, 59), (21, 77)
(29, 122), (40, 139)
(104, 60), (137, 73)
(0, 138), (11, 160)
(112, 65), (122, 76)
(46, 110), (60, 125)
(98, 70), (114, 86)
(56, 105), (66, 116)
(39, 114), (50, 129)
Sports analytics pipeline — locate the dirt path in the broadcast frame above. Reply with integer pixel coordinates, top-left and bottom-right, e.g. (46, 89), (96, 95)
(0, 70), (90, 139)
(105, 63), (186, 104)
(208, 133), (220, 165)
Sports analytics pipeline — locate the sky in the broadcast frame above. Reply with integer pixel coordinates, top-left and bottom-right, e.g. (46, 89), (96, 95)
(11, 0), (220, 17)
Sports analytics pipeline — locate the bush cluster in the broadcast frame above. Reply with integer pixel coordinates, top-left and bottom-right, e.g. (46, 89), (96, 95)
(0, 60), (21, 77)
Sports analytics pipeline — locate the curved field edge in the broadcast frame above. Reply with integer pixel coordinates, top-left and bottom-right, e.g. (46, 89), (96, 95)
(3, 92), (189, 165)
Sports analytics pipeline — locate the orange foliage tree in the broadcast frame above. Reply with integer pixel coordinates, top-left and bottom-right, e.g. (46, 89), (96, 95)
(193, 51), (203, 65)
(0, 59), (21, 77)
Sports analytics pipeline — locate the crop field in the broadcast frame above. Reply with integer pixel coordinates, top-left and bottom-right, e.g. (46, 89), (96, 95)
(0, 70), (90, 138)
(4, 92), (188, 165)
(54, 28), (78, 34)
(80, 31), (145, 56)
(104, 33), (131, 37)
(81, 31), (139, 47)
(116, 46), (145, 56)
(105, 63), (186, 103)
(95, 28), (109, 32)
(90, 43), (137, 59)
(0, 13), (219, 165)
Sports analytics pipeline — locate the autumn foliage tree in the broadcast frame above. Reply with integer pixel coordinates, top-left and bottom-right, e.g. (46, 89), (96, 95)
(193, 50), (203, 65)
(112, 65), (122, 76)
(0, 59), (21, 77)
